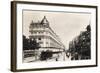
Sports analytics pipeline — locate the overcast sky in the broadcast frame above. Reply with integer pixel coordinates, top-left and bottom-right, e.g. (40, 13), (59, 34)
(23, 10), (91, 49)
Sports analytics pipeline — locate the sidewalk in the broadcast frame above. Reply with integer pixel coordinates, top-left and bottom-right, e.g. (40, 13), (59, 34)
(23, 52), (71, 63)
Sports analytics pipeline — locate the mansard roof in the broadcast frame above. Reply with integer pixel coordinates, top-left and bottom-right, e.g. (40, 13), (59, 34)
(41, 16), (49, 25)
(30, 16), (49, 28)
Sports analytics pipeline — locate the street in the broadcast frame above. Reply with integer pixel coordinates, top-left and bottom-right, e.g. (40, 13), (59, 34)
(23, 52), (71, 63)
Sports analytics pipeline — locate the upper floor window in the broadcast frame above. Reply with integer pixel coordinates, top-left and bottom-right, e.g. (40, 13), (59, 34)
(38, 38), (41, 40)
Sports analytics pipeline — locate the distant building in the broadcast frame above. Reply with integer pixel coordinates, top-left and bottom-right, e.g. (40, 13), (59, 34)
(68, 25), (91, 60)
(29, 16), (65, 52)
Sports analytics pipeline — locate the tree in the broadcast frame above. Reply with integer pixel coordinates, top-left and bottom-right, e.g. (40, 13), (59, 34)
(40, 50), (53, 61)
(28, 38), (40, 60)
(23, 35), (29, 50)
(29, 39), (40, 50)
(23, 35), (40, 59)
(23, 35), (40, 50)
(68, 25), (91, 60)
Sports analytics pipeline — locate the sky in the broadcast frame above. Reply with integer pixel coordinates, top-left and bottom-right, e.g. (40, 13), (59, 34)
(23, 10), (91, 49)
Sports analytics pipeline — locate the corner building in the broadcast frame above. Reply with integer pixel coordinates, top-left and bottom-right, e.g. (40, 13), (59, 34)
(29, 16), (65, 52)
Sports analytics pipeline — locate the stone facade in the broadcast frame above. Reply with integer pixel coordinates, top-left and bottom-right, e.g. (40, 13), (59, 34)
(29, 16), (65, 52)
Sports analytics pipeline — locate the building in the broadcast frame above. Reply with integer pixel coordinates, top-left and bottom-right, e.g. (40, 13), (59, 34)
(68, 25), (91, 60)
(29, 16), (65, 52)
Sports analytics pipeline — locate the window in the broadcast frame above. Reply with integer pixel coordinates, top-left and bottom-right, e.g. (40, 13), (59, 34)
(46, 42), (48, 44)
(38, 38), (41, 40)
(33, 31), (37, 34)
(39, 42), (43, 44)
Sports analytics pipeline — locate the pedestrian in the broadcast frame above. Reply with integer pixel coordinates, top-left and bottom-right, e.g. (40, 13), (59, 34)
(56, 58), (58, 61)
